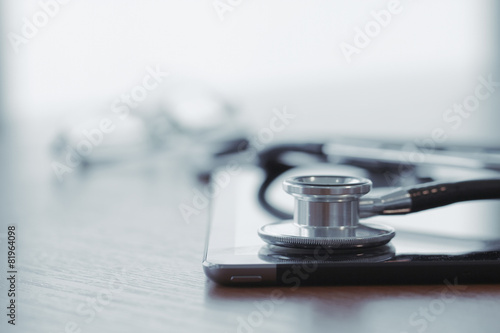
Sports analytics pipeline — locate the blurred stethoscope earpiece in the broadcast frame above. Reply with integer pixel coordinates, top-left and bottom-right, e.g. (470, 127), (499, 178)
(50, 80), (249, 180)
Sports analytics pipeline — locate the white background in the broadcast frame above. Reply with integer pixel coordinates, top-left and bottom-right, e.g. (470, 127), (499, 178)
(1, 0), (499, 144)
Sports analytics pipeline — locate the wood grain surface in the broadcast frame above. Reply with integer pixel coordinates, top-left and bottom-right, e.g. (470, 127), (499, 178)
(1, 122), (500, 333)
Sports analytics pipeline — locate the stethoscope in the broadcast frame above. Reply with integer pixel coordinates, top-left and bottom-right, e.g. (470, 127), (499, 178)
(255, 142), (500, 250)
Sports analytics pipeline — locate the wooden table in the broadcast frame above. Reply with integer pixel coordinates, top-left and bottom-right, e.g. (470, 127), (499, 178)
(1, 122), (500, 333)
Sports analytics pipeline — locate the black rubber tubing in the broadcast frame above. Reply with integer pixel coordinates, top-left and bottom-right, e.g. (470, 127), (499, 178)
(257, 143), (326, 219)
(408, 179), (500, 212)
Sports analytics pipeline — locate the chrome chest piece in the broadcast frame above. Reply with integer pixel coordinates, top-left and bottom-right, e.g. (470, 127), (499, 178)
(258, 176), (396, 249)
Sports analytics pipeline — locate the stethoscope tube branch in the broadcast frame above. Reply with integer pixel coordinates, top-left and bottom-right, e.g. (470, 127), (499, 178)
(408, 179), (500, 213)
